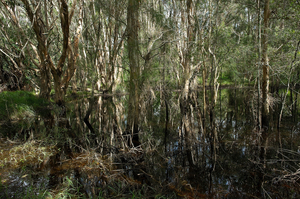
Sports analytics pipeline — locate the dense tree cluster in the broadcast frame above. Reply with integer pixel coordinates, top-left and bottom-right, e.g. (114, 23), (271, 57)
(1, 0), (300, 143)
(1, 1), (300, 197)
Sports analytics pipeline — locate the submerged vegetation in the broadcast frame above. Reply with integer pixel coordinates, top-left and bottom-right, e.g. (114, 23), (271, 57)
(1, 0), (300, 198)
(0, 90), (299, 198)
(0, 137), (180, 198)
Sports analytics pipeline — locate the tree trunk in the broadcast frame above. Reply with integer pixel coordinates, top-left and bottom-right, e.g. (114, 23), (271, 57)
(257, 0), (262, 130)
(262, 0), (270, 136)
(126, 0), (140, 147)
(53, 73), (65, 106)
(178, 0), (196, 168)
(259, 3), (270, 195)
(202, 63), (207, 138)
(39, 63), (51, 100)
(20, 0), (81, 105)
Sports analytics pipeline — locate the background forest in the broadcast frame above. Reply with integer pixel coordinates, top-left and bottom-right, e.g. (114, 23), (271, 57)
(1, 0), (300, 198)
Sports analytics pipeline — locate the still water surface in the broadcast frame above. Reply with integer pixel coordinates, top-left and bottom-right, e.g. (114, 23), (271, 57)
(0, 89), (300, 198)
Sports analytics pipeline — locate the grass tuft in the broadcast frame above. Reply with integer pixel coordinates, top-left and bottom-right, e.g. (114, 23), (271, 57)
(0, 91), (49, 121)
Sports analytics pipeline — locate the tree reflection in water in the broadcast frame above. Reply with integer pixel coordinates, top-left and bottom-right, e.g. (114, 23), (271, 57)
(0, 89), (300, 198)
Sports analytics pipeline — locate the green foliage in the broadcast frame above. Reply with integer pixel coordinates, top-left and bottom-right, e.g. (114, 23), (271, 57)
(0, 91), (49, 121)
(219, 71), (235, 85)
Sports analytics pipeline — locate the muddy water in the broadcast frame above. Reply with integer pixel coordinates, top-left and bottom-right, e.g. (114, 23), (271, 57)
(0, 89), (300, 198)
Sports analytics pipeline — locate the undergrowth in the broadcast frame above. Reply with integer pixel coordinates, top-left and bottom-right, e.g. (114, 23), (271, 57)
(0, 91), (49, 121)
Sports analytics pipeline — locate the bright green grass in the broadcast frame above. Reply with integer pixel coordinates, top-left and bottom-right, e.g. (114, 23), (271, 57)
(0, 91), (49, 121)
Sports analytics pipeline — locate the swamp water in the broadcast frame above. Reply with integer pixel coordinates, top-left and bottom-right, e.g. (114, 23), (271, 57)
(0, 89), (300, 198)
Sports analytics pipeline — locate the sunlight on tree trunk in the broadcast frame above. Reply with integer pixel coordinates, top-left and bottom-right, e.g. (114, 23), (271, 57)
(262, 0), (270, 137)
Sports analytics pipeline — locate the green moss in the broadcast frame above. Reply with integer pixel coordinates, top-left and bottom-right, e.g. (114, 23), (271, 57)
(0, 91), (49, 121)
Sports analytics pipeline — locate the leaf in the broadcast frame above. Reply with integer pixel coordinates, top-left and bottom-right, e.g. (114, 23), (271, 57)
(21, 174), (28, 178)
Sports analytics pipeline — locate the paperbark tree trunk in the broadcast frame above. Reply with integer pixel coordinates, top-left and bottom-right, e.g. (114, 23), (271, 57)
(178, 0), (196, 167)
(126, 0), (140, 147)
(20, 0), (82, 105)
(262, 0), (270, 136)
(39, 59), (51, 100)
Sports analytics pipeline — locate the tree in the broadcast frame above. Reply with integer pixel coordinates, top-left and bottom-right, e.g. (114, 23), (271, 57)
(0, 0), (83, 104)
(261, 0), (270, 137)
(81, 0), (126, 93)
(126, 0), (141, 146)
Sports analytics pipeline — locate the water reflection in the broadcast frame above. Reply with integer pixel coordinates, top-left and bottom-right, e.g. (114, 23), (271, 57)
(0, 89), (300, 198)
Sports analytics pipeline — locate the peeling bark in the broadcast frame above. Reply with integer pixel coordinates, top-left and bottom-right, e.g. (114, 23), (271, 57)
(262, 0), (270, 136)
